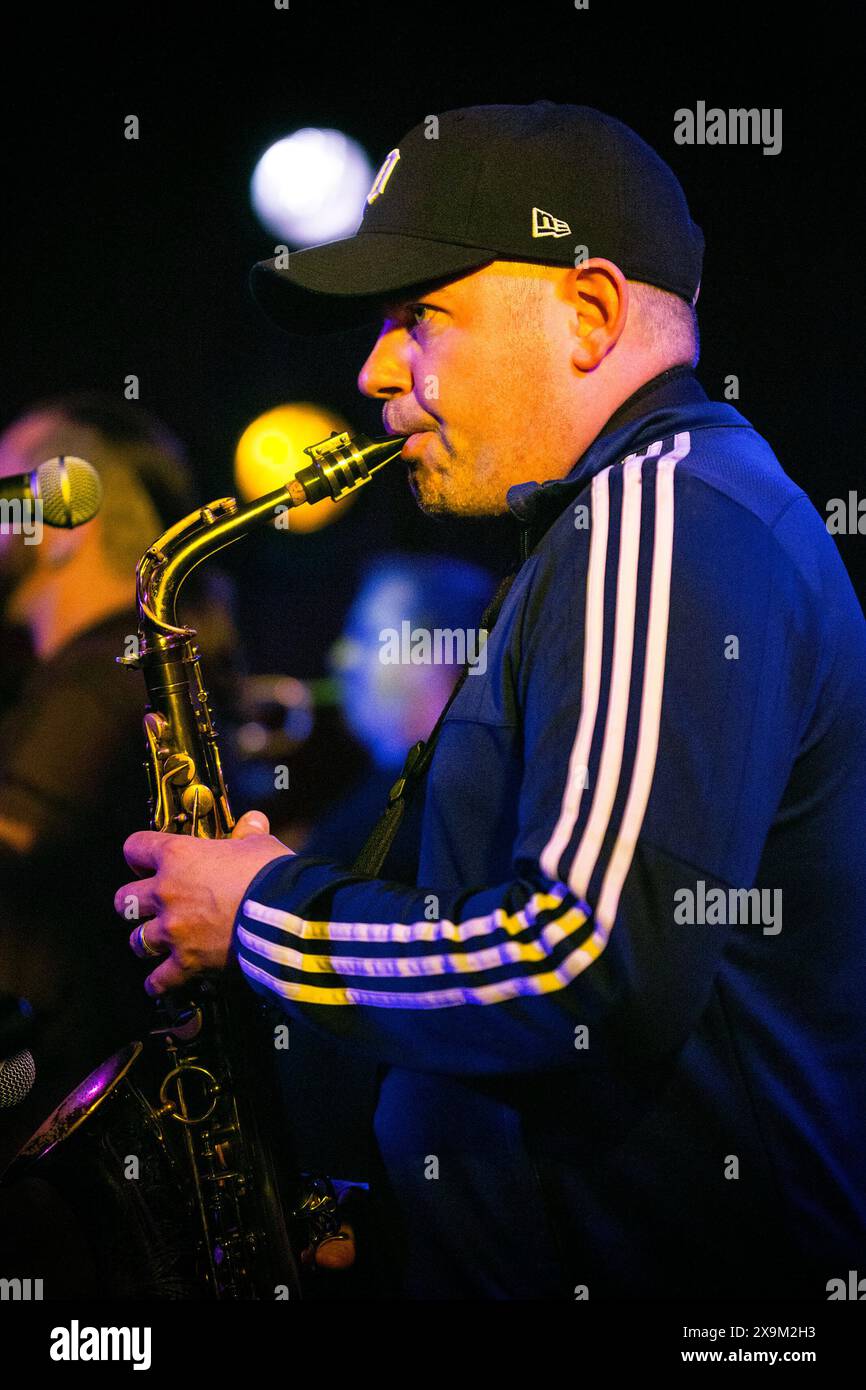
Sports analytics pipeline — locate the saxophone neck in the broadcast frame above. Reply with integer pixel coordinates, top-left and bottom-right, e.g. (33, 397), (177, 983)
(131, 429), (407, 643)
(136, 497), (240, 642)
(118, 429), (406, 833)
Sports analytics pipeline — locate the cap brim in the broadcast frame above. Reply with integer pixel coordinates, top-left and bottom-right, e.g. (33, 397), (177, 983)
(249, 231), (495, 336)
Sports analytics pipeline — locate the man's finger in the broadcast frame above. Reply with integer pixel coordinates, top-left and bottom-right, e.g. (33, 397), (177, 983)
(123, 829), (176, 875)
(144, 955), (190, 997)
(115, 878), (161, 919)
(314, 1221), (357, 1270)
(128, 918), (167, 959)
(231, 810), (271, 839)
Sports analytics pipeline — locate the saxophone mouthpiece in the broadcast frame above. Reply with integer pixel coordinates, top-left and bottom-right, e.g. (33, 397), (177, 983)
(294, 431), (408, 505)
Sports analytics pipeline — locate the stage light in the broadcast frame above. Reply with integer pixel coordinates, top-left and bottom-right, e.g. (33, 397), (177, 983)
(234, 402), (359, 533)
(250, 128), (373, 246)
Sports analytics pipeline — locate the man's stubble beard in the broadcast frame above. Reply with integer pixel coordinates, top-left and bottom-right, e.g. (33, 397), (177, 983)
(406, 447), (509, 518)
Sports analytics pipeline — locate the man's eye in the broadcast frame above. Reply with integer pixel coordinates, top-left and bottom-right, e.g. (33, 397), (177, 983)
(409, 303), (435, 327)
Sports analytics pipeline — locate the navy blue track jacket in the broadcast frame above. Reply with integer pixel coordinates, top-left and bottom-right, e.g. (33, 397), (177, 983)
(232, 367), (866, 1299)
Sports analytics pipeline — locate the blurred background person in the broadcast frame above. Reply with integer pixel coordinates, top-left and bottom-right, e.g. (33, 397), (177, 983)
(0, 390), (241, 1179)
(297, 552), (495, 876)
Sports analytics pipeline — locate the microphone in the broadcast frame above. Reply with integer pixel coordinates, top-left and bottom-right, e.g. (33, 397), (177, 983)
(0, 456), (103, 528)
(0, 1050), (36, 1108)
(0, 995), (36, 1108)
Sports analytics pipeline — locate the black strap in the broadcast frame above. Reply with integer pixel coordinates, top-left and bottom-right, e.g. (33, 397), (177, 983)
(350, 566), (520, 877)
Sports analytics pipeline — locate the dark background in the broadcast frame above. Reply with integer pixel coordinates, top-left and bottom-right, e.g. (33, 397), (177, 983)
(3, 0), (863, 679)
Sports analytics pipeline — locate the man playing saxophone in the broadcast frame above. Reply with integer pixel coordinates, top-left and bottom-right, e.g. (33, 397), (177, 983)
(116, 102), (866, 1300)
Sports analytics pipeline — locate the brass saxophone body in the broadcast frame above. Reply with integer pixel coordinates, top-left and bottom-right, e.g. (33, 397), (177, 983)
(116, 430), (406, 1298)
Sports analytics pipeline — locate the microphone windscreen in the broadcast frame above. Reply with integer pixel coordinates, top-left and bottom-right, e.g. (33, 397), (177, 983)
(0, 1049), (36, 1107)
(36, 455), (103, 528)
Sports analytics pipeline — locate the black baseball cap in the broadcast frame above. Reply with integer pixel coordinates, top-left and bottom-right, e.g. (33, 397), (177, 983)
(250, 100), (704, 336)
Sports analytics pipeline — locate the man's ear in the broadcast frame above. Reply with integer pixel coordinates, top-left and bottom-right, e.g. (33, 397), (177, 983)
(564, 258), (629, 371)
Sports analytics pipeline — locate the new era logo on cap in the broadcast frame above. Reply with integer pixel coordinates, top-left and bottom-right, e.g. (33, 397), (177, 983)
(367, 148), (401, 204)
(532, 207), (572, 238)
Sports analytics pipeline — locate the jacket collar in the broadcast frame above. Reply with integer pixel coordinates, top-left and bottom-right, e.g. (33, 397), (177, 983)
(506, 367), (747, 554)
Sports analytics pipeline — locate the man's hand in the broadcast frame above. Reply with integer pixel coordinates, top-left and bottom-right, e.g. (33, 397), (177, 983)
(115, 811), (293, 997)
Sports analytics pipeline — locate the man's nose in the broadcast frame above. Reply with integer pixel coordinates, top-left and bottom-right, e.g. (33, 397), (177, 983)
(357, 324), (413, 401)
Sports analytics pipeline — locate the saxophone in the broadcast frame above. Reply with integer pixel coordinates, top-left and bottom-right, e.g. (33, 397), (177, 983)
(114, 429), (406, 1298)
